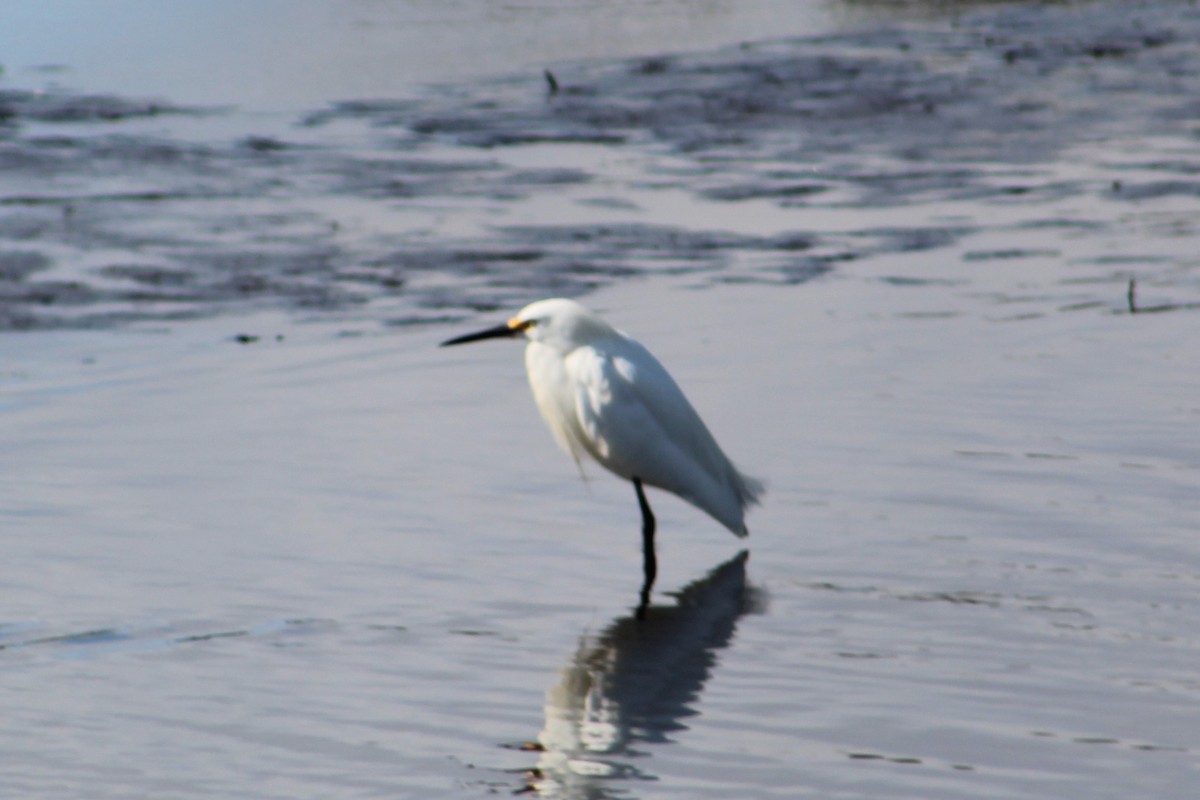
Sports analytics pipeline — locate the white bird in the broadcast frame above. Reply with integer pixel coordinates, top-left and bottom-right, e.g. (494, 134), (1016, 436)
(441, 298), (763, 610)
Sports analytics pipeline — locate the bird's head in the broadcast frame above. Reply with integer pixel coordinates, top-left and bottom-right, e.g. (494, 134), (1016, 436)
(440, 298), (614, 353)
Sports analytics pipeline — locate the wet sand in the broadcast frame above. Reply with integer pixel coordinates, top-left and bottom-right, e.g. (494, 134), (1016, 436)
(2, 1), (1200, 797)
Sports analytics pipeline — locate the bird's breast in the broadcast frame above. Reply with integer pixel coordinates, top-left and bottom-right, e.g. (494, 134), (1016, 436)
(525, 342), (588, 462)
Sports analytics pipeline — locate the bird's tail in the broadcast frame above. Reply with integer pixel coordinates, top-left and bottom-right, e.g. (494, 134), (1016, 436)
(731, 467), (765, 538)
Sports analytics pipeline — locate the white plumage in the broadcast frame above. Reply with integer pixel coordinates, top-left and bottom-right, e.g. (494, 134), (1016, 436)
(441, 297), (763, 607)
(518, 299), (762, 535)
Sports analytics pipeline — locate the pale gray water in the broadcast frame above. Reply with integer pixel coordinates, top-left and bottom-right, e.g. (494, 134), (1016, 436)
(3, 1), (1200, 798)
(0, 0), (854, 111)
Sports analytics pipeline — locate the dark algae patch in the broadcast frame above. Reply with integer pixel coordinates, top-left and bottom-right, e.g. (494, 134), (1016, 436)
(0, 1), (1197, 330)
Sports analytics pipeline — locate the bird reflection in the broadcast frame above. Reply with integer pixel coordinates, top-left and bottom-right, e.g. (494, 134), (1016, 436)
(521, 551), (764, 798)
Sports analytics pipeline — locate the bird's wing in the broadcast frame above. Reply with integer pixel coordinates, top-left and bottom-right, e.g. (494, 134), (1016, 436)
(567, 338), (745, 527)
(610, 341), (764, 515)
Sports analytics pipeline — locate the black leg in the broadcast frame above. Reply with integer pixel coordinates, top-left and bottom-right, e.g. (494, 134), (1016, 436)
(633, 477), (656, 619)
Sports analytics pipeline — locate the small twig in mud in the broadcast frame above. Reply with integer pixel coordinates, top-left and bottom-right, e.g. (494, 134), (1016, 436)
(1124, 277), (1200, 315)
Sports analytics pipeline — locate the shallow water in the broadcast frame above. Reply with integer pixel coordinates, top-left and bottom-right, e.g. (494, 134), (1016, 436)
(2, 0), (868, 111)
(3, 1), (1200, 798)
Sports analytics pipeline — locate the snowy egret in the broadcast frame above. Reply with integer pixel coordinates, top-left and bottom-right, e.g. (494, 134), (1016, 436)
(441, 298), (763, 610)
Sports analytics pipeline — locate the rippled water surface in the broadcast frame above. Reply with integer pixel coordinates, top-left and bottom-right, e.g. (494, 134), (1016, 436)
(3, 1), (1200, 797)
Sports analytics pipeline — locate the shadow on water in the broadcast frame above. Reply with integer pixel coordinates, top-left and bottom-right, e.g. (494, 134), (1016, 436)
(513, 551), (765, 798)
